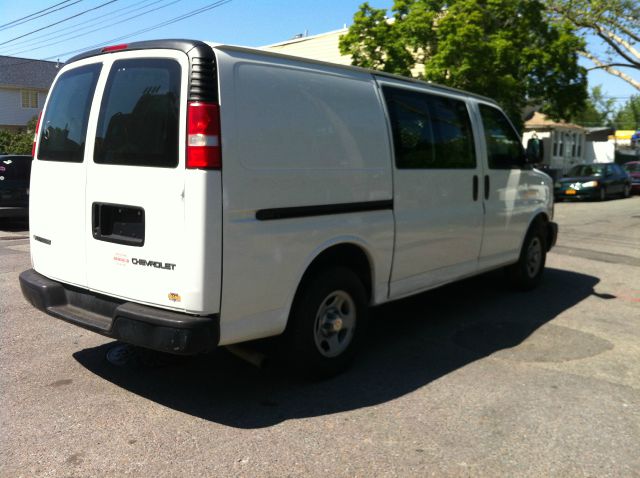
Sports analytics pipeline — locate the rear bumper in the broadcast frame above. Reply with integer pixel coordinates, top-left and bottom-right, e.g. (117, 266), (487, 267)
(19, 269), (219, 355)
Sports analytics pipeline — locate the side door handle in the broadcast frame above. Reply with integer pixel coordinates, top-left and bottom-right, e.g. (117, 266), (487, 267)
(473, 175), (479, 201)
(484, 175), (490, 200)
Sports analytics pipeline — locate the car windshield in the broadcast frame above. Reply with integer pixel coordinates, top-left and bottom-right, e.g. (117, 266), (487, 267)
(623, 163), (640, 172)
(568, 164), (605, 177)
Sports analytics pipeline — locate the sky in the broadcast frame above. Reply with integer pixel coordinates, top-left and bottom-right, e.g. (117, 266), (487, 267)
(0, 0), (637, 111)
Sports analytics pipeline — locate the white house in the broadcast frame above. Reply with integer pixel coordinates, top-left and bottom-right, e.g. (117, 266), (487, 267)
(262, 28), (353, 66)
(0, 56), (60, 132)
(522, 112), (587, 174)
(262, 27), (425, 77)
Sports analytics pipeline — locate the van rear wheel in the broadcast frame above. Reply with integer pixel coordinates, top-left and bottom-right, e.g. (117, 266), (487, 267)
(507, 223), (547, 291)
(284, 267), (368, 377)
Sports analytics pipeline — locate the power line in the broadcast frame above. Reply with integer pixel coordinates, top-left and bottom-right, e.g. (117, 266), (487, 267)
(1, 0), (158, 50)
(39, 0), (232, 60)
(0, 0), (233, 67)
(0, 0), (82, 32)
(1, 0), (176, 56)
(0, 0), (119, 47)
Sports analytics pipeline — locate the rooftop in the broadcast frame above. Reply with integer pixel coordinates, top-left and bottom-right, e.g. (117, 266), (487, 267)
(0, 56), (60, 90)
(524, 112), (585, 131)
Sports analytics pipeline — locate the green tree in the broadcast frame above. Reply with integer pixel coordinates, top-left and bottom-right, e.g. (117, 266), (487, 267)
(613, 96), (640, 129)
(571, 85), (616, 126)
(543, 0), (640, 91)
(0, 116), (37, 155)
(340, 0), (588, 127)
(338, 3), (414, 75)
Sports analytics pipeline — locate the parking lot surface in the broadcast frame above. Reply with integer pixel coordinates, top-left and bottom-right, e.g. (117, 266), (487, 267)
(1, 197), (639, 477)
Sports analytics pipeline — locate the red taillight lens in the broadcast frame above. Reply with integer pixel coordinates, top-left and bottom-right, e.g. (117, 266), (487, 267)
(187, 102), (221, 169)
(101, 44), (128, 53)
(32, 111), (42, 157)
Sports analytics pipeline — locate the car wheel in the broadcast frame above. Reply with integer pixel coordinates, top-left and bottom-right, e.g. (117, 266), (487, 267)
(599, 187), (607, 201)
(284, 266), (368, 377)
(507, 222), (547, 291)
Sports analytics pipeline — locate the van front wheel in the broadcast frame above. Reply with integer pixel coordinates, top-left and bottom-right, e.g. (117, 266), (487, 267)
(507, 223), (547, 291)
(285, 267), (368, 377)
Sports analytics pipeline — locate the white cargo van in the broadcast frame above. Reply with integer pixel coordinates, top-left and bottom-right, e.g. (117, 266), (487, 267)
(20, 40), (557, 376)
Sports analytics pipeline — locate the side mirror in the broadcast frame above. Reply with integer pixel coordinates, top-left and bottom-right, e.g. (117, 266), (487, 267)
(524, 149), (538, 164)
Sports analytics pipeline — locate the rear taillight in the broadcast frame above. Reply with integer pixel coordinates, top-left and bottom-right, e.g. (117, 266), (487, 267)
(187, 102), (221, 169)
(32, 111), (42, 157)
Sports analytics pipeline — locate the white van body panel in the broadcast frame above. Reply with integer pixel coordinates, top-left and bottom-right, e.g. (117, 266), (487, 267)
(375, 79), (486, 298)
(31, 49), (222, 314)
(213, 47), (394, 344)
(472, 100), (553, 271)
(84, 50), (189, 311)
(29, 56), (106, 288)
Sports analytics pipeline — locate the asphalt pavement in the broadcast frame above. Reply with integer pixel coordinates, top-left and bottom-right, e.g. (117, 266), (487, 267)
(1, 197), (639, 477)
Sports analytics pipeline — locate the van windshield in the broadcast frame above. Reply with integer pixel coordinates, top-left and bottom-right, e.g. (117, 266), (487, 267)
(94, 58), (181, 168)
(38, 64), (102, 162)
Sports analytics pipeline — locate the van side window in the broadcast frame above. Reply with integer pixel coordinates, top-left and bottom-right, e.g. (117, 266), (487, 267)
(38, 64), (102, 162)
(383, 87), (476, 169)
(95, 59), (181, 168)
(479, 105), (525, 169)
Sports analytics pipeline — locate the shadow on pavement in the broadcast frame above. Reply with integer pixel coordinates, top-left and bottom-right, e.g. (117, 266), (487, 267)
(73, 267), (598, 429)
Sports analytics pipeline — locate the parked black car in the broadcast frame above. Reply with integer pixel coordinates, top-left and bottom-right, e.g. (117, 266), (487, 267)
(554, 163), (632, 201)
(0, 154), (32, 218)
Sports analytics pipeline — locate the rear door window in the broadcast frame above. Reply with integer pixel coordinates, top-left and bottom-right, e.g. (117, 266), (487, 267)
(94, 58), (181, 168)
(38, 64), (102, 162)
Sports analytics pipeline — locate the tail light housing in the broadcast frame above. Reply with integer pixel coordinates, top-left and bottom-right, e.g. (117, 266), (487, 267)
(32, 111), (42, 157)
(101, 44), (128, 53)
(187, 102), (221, 169)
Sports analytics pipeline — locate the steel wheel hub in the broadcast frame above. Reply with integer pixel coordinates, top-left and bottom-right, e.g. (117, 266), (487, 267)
(314, 290), (356, 358)
(526, 237), (542, 278)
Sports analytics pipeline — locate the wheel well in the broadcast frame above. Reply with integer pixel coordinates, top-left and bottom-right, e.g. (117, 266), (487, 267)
(531, 212), (549, 229)
(530, 212), (552, 249)
(297, 244), (373, 303)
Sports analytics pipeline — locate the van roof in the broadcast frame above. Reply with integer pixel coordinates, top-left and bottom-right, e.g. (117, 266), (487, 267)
(216, 44), (497, 105)
(66, 38), (497, 105)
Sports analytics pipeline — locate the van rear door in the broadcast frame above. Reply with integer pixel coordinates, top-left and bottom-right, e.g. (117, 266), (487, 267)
(30, 62), (102, 287)
(84, 51), (189, 310)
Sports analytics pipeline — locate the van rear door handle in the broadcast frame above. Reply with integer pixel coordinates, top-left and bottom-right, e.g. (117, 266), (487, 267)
(484, 175), (490, 200)
(473, 175), (479, 201)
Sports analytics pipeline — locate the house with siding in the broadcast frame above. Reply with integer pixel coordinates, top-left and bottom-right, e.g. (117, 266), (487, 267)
(262, 28), (353, 66)
(0, 56), (60, 132)
(522, 112), (587, 175)
(262, 27), (424, 77)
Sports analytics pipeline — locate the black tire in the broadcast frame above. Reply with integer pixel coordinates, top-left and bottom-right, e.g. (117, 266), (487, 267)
(599, 187), (607, 201)
(283, 266), (368, 378)
(506, 222), (547, 291)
